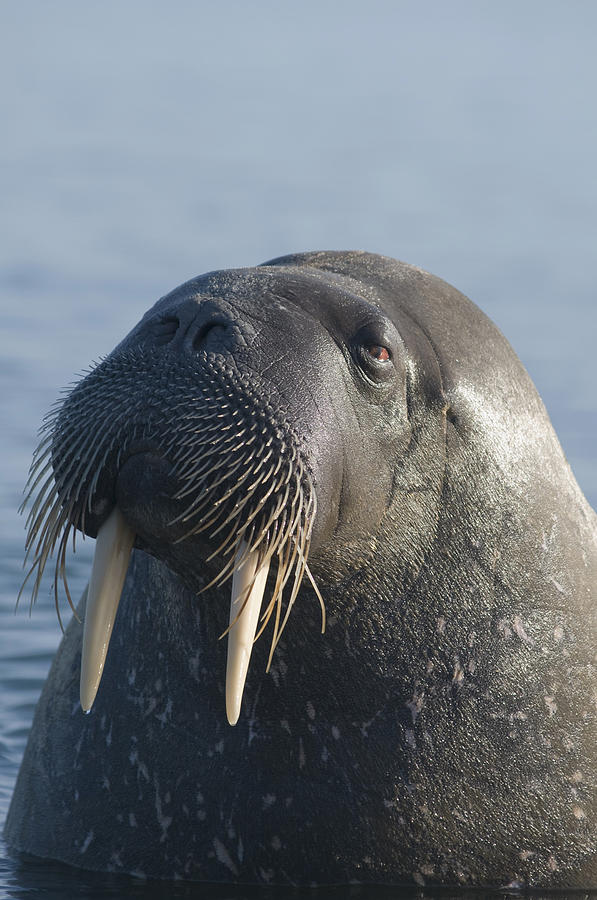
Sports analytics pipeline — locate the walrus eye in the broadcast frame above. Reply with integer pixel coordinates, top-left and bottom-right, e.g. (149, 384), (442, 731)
(365, 344), (391, 362)
(351, 320), (398, 385)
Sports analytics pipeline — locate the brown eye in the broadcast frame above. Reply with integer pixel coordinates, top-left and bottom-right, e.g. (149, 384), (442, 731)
(365, 344), (390, 362)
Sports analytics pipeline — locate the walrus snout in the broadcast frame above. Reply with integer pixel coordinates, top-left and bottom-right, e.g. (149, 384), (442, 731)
(23, 315), (328, 722)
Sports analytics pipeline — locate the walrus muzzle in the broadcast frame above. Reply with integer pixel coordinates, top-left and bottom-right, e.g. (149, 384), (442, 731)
(21, 337), (323, 725)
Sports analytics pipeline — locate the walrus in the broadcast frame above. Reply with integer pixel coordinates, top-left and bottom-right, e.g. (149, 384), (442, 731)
(4, 251), (596, 889)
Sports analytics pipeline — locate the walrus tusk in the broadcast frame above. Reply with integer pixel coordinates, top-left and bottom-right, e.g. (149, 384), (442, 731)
(80, 507), (135, 712)
(226, 540), (270, 725)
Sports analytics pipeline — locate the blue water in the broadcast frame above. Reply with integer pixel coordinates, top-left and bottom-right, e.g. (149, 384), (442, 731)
(1, 2), (596, 897)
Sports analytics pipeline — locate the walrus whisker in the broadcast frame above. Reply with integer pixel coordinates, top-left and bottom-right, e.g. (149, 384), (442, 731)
(172, 494), (241, 540)
(173, 462), (264, 534)
(22, 538), (56, 610)
(172, 436), (243, 476)
(207, 474), (279, 542)
(22, 452), (57, 516)
(263, 526), (310, 668)
(63, 411), (133, 502)
(172, 455), (249, 505)
(274, 527), (302, 601)
(22, 478), (54, 548)
(267, 542), (309, 666)
(16, 554), (46, 609)
(242, 490), (288, 548)
(261, 583), (283, 660)
(28, 502), (64, 572)
(30, 426), (53, 453)
(19, 399), (123, 617)
(250, 447), (275, 477)
(173, 443), (253, 493)
(20, 461), (55, 517)
(225, 522), (281, 580)
(198, 538), (252, 594)
(27, 517), (60, 577)
(26, 500), (76, 609)
(205, 486), (269, 539)
(304, 559), (326, 633)
(50, 414), (108, 480)
(202, 522), (252, 568)
(24, 490), (60, 554)
(203, 466), (289, 546)
(56, 525), (79, 620)
(174, 432), (253, 473)
(53, 536), (69, 632)
(254, 549), (288, 644)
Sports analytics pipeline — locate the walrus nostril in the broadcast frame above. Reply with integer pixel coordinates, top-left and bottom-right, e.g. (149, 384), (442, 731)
(149, 314), (229, 350)
(152, 316), (180, 346)
(191, 320), (228, 352)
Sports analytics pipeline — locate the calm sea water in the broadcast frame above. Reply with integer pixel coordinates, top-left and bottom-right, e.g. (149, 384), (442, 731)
(1, 2), (596, 898)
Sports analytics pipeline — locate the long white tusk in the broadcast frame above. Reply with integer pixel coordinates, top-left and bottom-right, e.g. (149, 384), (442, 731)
(80, 507), (135, 712)
(226, 540), (270, 726)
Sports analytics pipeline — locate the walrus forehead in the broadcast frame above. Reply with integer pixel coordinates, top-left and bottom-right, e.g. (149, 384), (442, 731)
(131, 265), (400, 351)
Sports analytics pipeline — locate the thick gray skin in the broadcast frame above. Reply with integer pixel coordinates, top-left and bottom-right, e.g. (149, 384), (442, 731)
(5, 252), (597, 888)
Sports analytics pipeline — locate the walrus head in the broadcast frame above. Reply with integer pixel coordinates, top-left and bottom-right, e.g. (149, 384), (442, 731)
(22, 252), (429, 725)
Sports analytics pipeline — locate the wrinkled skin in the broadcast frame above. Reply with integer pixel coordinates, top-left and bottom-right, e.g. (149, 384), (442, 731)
(5, 252), (597, 888)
